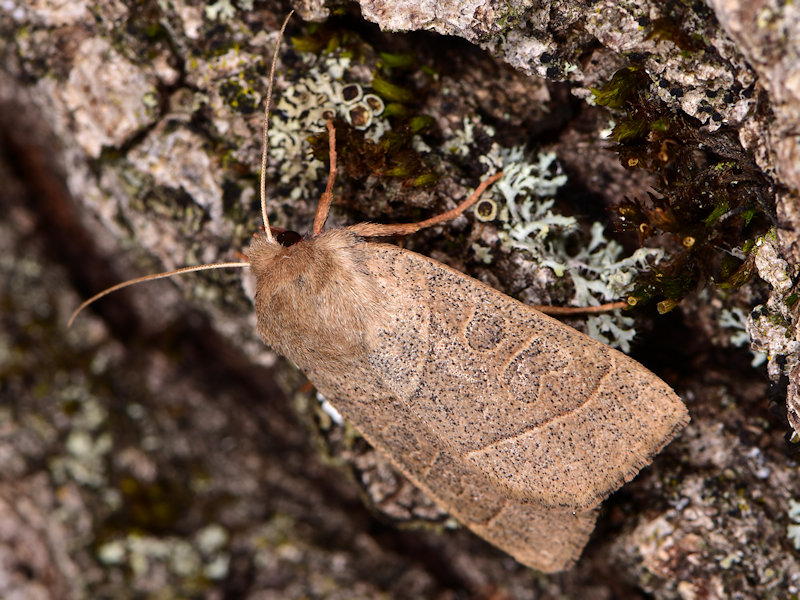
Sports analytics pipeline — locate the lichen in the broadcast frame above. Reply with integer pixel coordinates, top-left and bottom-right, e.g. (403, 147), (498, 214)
(97, 525), (231, 584)
(474, 142), (663, 350)
(746, 234), (800, 407)
(788, 500), (800, 550)
(719, 307), (767, 367)
(204, 0), (237, 22)
(267, 53), (391, 203)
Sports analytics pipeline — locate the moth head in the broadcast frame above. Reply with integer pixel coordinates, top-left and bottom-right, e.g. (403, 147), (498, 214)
(247, 225), (305, 274)
(275, 229), (302, 247)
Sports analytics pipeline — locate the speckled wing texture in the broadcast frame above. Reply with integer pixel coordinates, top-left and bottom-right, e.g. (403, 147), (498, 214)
(300, 241), (688, 572)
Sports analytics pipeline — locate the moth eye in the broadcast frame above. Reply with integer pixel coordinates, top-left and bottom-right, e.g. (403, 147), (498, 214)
(277, 230), (302, 247)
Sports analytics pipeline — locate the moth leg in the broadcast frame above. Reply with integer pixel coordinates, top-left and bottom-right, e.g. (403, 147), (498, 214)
(346, 171), (503, 238)
(312, 119), (339, 236)
(533, 300), (629, 316)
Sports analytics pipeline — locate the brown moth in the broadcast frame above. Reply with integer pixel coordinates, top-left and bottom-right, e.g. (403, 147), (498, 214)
(71, 13), (689, 572)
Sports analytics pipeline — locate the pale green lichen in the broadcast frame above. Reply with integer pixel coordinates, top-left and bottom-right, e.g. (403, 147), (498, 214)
(719, 307), (767, 366)
(471, 141), (662, 351)
(49, 392), (113, 488)
(268, 55), (388, 204)
(204, 0), (237, 22)
(473, 198), (498, 223)
(787, 500), (800, 550)
(97, 526), (231, 581)
(447, 116), (479, 156)
(471, 242), (495, 264)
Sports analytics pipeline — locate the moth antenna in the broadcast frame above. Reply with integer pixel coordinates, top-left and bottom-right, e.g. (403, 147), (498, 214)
(260, 11), (294, 243)
(343, 173), (631, 314)
(312, 119), (338, 235)
(346, 171), (504, 238)
(68, 261), (249, 327)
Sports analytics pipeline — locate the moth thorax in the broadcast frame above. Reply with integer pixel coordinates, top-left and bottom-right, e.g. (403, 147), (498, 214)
(250, 230), (386, 369)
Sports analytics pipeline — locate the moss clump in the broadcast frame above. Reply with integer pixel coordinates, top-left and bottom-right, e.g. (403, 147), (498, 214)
(290, 19), (364, 57)
(592, 67), (649, 110)
(295, 18), (440, 190)
(309, 117), (437, 187)
(594, 67), (774, 308)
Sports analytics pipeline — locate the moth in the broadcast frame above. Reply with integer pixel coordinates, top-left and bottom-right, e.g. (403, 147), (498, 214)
(71, 13), (689, 572)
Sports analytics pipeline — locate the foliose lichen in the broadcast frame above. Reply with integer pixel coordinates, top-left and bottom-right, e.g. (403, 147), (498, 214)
(474, 141), (663, 351)
(788, 500), (800, 550)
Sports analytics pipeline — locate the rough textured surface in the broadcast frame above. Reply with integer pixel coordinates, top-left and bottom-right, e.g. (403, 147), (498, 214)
(351, 0), (800, 440)
(1, 0), (799, 597)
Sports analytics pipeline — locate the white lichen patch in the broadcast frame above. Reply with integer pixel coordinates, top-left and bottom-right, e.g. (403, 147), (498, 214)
(101, 530), (232, 582)
(267, 54), (388, 207)
(204, 0), (236, 22)
(52, 429), (112, 488)
(747, 233), (799, 385)
(472, 142), (662, 350)
(196, 523), (229, 554)
(447, 116), (479, 156)
(719, 307), (767, 366)
(48, 388), (112, 488)
(97, 539), (126, 565)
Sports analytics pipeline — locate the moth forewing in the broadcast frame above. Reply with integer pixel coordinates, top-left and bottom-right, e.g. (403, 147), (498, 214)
(249, 230), (689, 573)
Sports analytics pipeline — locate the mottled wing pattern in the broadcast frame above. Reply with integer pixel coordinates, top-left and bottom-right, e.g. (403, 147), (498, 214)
(364, 244), (688, 510)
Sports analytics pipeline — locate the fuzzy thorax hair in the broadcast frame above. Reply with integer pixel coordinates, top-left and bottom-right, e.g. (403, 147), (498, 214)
(249, 229), (388, 368)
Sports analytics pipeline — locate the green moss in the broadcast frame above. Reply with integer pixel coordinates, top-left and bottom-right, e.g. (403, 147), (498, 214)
(597, 65), (774, 307)
(704, 199), (730, 226)
(371, 75), (415, 103)
(409, 114), (435, 134)
(378, 51), (416, 70)
(611, 118), (650, 143)
(412, 173), (438, 187)
(290, 20), (362, 57)
(591, 67), (649, 110)
(383, 102), (410, 118)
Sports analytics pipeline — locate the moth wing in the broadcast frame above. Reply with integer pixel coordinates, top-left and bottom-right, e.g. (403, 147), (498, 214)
(363, 244), (688, 510)
(304, 358), (597, 573)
